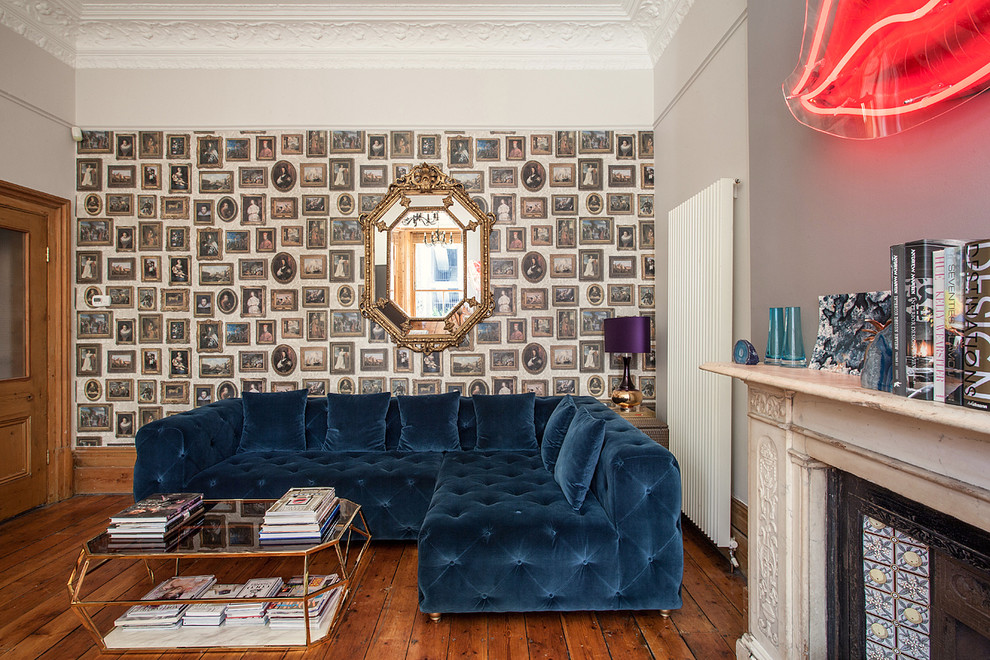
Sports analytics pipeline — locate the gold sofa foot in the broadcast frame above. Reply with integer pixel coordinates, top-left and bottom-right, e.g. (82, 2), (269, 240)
(659, 609), (671, 618)
(428, 612), (442, 622)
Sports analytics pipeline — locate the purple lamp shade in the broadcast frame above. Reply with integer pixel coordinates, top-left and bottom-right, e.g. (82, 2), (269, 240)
(603, 316), (651, 354)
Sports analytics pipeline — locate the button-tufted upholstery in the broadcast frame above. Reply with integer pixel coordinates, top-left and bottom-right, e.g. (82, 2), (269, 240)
(132, 395), (682, 613)
(185, 450), (443, 540)
(419, 450), (620, 612)
(418, 402), (683, 614)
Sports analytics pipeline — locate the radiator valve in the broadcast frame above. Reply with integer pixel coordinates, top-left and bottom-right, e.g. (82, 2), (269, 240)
(727, 537), (740, 571)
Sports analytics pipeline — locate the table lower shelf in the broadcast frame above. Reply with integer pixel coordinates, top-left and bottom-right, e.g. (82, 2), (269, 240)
(102, 600), (340, 650)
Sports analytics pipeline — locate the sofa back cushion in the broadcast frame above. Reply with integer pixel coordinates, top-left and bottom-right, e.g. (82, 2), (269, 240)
(473, 393), (538, 450)
(397, 391), (462, 451)
(238, 389), (308, 453)
(534, 396), (565, 444)
(541, 395), (577, 472)
(324, 392), (390, 451)
(307, 397), (474, 451)
(301, 394), (589, 452)
(554, 406), (607, 510)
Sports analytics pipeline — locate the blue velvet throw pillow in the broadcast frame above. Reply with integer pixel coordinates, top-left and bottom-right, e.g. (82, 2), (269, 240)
(473, 392), (537, 451)
(324, 392), (390, 451)
(397, 391), (462, 452)
(554, 406), (606, 511)
(238, 389), (308, 453)
(541, 396), (578, 472)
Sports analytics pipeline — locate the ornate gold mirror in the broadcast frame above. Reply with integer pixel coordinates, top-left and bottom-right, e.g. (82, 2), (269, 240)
(360, 163), (495, 352)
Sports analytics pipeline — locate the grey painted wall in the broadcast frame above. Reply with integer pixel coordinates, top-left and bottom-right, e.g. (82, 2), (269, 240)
(655, 0), (990, 510)
(748, 0), (990, 354)
(75, 68), (654, 130)
(0, 24), (76, 200)
(653, 0), (751, 504)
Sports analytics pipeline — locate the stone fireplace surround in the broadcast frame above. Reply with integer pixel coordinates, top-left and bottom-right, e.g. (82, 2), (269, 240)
(703, 363), (990, 660)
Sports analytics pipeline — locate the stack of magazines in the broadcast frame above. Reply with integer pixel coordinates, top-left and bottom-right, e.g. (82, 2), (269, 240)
(259, 487), (340, 545)
(113, 575), (217, 630)
(267, 574), (344, 630)
(106, 493), (204, 550)
(181, 583), (241, 627)
(224, 577), (284, 626)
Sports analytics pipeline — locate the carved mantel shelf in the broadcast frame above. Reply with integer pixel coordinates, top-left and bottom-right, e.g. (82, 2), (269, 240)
(702, 362), (990, 439)
(701, 362), (990, 660)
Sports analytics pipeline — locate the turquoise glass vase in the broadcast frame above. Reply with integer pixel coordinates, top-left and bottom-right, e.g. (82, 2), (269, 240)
(780, 306), (806, 368)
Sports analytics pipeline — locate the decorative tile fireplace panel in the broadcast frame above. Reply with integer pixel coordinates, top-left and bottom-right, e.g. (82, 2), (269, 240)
(834, 471), (990, 660)
(862, 516), (931, 660)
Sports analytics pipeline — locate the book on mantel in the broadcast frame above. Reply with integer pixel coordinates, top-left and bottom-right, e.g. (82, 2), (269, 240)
(891, 240), (965, 399)
(962, 239), (990, 411)
(935, 245), (967, 404)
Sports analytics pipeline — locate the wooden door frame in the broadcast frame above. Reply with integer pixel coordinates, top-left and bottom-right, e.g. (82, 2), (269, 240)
(0, 180), (72, 504)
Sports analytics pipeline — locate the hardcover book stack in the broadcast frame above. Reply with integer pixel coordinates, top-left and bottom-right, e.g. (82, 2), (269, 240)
(260, 487), (340, 545)
(106, 493), (204, 550)
(181, 583), (241, 627)
(267, 574), (344, 631)
(113, 575), (217, 630)
(224, 577), (285, 626)
(890, 239), (990, 409)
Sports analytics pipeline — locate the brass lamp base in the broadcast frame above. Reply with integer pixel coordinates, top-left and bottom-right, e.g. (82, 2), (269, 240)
(611, 388), (643, 411)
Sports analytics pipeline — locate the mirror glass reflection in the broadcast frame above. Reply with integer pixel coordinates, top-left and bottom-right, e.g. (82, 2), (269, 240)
(362, 163), (494, 352)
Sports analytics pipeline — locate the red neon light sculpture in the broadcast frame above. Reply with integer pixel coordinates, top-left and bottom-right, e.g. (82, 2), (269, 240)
(784, 0), (990, 139)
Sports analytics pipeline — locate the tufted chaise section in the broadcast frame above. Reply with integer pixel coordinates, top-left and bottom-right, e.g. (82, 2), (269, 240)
(418, 451), (620, 612)
(417, 399), (683, 614)
(184, 450), (443, 540)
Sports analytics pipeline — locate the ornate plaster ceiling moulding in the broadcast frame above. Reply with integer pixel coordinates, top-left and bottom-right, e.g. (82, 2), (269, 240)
(72, 17), (650, 69)
(634, 0), (694, 64)
(1, 0), (674, 70)
(0, 0), (80, 66)
(75, 18), (643, 50)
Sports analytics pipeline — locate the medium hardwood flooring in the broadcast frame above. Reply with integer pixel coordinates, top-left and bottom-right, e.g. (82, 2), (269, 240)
(0, 495), (746, 659)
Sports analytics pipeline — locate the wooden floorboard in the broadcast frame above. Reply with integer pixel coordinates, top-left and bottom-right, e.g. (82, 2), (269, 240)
(0, 496), (747, 659)
(365, 545), (419, 658)
(560, 611), (611, 660)
(487, 613), (529, 660)
(633, 611), (695, 660)
(523, 613), (569, 660)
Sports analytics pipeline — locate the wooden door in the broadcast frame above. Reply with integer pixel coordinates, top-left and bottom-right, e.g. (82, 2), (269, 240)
(0, 182), (68, 521)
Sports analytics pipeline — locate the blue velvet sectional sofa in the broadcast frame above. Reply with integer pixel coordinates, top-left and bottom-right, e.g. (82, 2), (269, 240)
(133, 391), (683, 615)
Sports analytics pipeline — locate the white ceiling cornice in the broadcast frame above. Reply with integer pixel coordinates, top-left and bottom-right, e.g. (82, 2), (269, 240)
(0, 0), (81, 66)
(1, 0), (694, 70)
(636, 0), (693, 63)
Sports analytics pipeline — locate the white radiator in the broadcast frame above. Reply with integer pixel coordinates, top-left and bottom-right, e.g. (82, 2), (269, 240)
(666, 178), (734, 547)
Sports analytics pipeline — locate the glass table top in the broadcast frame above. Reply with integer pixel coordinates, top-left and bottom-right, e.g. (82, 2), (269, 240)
(85, 498), (363, 558)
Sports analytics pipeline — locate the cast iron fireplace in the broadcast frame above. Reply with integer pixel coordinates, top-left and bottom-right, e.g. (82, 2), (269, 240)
(830, 471), (990, 659)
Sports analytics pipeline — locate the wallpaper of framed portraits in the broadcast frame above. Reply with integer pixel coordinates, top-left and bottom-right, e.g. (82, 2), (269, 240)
(73, 128), (656, 446)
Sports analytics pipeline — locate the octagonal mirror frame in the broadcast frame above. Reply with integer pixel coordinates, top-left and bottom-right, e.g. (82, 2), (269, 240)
(359, 162), (495, 353)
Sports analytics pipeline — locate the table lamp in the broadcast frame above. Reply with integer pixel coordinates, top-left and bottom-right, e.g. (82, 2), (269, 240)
(603, 315), (652, 410)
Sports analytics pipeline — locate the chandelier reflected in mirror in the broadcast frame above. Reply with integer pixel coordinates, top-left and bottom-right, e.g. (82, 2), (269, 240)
(359, 163), (495, 353)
